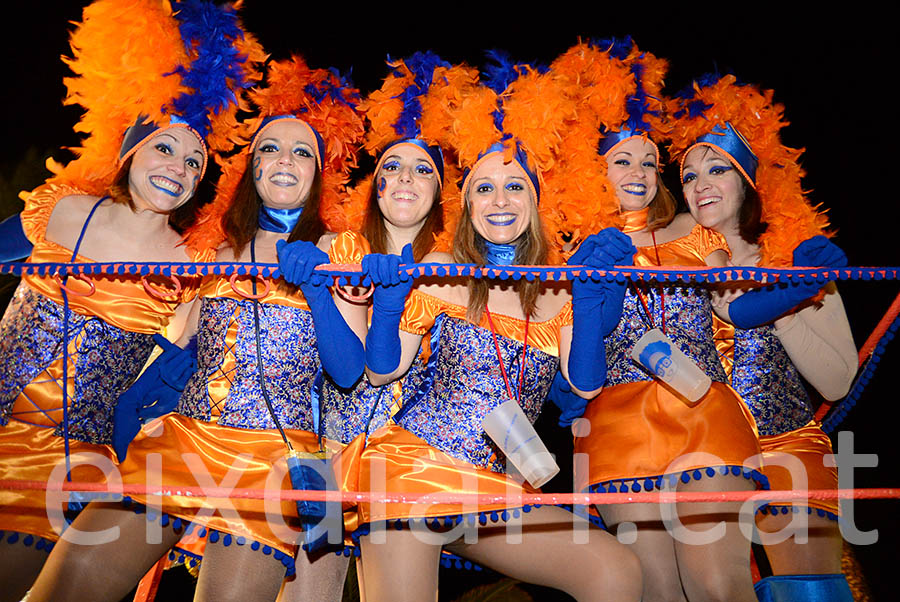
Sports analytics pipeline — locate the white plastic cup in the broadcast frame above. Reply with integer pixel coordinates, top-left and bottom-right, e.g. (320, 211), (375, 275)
(630, 328), (712, 403)
(482, 399), (560, 488)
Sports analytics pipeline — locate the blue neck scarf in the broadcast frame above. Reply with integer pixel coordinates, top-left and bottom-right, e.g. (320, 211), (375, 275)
(258, 205), (303, 233)
(483, 241), (517, 266)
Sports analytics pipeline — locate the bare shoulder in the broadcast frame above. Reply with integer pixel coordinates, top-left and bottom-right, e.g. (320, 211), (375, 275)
(421, 251), (453, 263)
(45, 194), (106, 247)
(670, 212), (697, 235)
(317, 231), (338, 252)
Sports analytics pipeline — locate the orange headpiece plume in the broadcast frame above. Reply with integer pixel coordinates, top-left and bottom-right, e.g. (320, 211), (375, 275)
(667, 73), (831, 265)
(41, 0), (264, 195)
(185, 56), (366, 254)
(545, 37), (668, 252)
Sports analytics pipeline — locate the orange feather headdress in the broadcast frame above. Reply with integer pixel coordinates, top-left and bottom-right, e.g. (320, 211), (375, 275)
(184, 56), (366, 254)
(41, 0), (264, 196)
(336, 52), (477, 249)
(666, 73), (831, 265)
(544, 38), (669, 252)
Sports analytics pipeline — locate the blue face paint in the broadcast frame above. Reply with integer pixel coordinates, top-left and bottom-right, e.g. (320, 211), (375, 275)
(253, 155), (262, 181)
(378, 176), (386, 196)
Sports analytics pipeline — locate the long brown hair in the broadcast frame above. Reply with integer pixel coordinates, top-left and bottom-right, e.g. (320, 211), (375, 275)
(646, 177), (677, 232)
(453, 199), (548, 323)
(222, 153), (325, 258)
(361, 182), (443, 261)
(736, 178), (767, 244)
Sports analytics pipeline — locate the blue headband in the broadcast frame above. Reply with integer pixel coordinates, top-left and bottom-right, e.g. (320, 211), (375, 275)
(689, 122), (758, 185)
(598, 127), (659, 162)
(250, 115), (326, 170)
(377, 138), (445, 183)
(118, 115), (208, 179)
(462, 142), (541, 204)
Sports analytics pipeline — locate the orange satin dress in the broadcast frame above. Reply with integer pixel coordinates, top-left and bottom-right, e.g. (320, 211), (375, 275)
(119, 231), (368, 561)
(574, 224), (764, 492)
(715, 318), (839, 517)
(352, 290), (569, 534)
(0, 184), (192, 544)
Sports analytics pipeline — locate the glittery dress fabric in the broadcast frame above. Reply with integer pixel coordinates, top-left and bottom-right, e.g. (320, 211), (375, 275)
(716, 318), (838, 515)
(119, 231), (368, 556)
(574, 224), (764, 491)
(354, 289), (569, 529)
(0, 184), (189, 542)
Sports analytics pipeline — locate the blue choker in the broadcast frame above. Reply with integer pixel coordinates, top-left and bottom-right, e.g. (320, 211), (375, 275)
(258, 205), (303, 233)
(483, 241), (517, 266)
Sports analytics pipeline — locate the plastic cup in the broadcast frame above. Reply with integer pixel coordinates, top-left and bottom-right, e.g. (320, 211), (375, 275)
(482, 399), (560, 488)
(630, 328), (712, 402)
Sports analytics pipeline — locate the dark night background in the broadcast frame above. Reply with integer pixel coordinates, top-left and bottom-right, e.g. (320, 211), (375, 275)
(2, 3), (897, 600)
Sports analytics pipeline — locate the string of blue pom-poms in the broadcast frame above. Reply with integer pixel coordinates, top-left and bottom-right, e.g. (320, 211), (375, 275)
(1, 260), (898, 284)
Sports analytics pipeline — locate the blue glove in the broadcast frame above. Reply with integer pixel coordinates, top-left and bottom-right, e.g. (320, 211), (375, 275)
(276, 239), (364, 389)
(568, 229), (637, 391)
(728, 236), (847, 329)
(112, 335), (196, 462)
(0, 213), (33, 262)
(546, 370), (588, 427)
(363, 244), (415, 376)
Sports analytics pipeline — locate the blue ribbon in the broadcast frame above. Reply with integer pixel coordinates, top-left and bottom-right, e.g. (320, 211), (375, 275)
(258, 205), (303, 234)
(598, 127), (645, 157)
(482, 240), (517, 266)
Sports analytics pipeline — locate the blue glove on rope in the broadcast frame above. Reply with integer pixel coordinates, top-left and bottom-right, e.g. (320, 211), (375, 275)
(276, 239), (364, 389)
(568, 228), (637, 391)
(728, 235), (847, 329)
(546, 369), (588, 427)
(363, 244), (415, 376)
(112, 334), (196, 462)
(0, 213), (33, 262)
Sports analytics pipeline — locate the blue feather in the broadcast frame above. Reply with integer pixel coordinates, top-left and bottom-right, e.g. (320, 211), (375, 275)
(390, 51), (450, 139)
(167, 0), (253, 138)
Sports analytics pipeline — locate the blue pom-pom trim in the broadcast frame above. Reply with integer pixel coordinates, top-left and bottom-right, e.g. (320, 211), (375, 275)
(756, 504), (840, 523)
(0, 530), (54, 554)
(351, 504), (541, 546)
(588, 465), (770, 496)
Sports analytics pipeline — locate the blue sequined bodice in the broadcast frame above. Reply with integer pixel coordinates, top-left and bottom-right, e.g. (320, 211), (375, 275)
(0, 284), (154, 443)
(397, 314), (558, 472)
(178, 296), (323, 431)
(731, 325), (812, 436)
(605, 285), (727, 386)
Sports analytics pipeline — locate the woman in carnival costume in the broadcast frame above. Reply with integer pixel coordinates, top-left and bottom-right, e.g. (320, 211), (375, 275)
(550, 39), (766, 602)
(347, 53), (642, 601)
(671, 73), (856, 601)
(0, 1), (260, 600)
(29, 55), (369, 602)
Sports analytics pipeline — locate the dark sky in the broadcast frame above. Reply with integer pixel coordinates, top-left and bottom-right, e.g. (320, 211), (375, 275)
(2, 3), (898, 598)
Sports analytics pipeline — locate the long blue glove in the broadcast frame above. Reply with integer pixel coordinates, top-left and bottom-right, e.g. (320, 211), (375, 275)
(546, 369), (589, 427)
(112, 334), (196, 462)
(276, 239), (364, 389)
(0, 214), (33, 262)
(568, 228), (637, 391)
(728, 236), (847, 329)
(363, 244), (415, 376)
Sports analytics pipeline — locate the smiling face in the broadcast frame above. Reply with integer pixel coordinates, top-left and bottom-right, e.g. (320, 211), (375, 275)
(681, 145), (745, 233)
(127, 128), (204, 213)
(376, 143), (439, 232)
(605, 137), (659, 212)
(466, 152), (534, 244)
(252, 119), (319, 210)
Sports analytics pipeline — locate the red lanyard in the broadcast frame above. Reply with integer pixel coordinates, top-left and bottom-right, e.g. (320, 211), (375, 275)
(632, 230), (667, 334)
(484, 306), (530, 403)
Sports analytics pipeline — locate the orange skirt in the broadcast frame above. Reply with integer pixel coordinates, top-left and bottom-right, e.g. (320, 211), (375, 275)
(119, 413), (331, 557)
(574, 381), (764, 490)
(758, 421), (839, 517)
(0, 420), (115, 542)
(348, 422), (538, 530)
